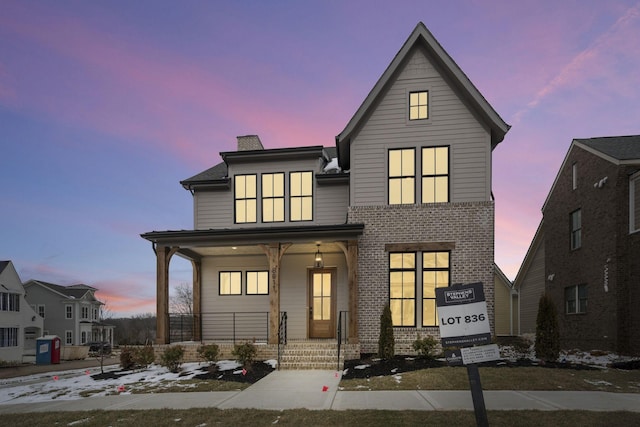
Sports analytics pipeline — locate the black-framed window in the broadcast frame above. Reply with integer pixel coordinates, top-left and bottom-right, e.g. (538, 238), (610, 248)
(565, 284), (587, 314)
(0, 327), (18, 347)
(570, 209), (582, 250)
(219, 271), (242, 295)
(572, 162), (578, 190)
(234, 174), (257, 223)
(262, 173), (285, 222)
(409, 91), (429, 120)
(388, 148), (415, 205)
(389, 252), (416, 326)
(422, 251), (450, 326)
(0, 293), (20, 312)
(290, 171), (313, 221)
(422, 146), (449, 203)
(246, 271), (269, 295)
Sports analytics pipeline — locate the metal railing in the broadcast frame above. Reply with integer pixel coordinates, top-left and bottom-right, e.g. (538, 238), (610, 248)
(337, 311), (348, 370)
(277, 311), (287, 370)
(169, 312), (269, 343)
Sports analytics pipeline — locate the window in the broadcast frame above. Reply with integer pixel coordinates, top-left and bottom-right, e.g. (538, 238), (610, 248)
(65, 305), (73, 319)
(262, 173), (285, 222)
(93, 308), (98, 320)
(235, 174), (257, 223)
(290, 171), (313, 221)
(38, 305), (45, 319)
(0, 293), (20, 312)
(422, 252), (450, 326)
(246, 271), (269, 295)
(388, 149), (415, 204)
(219, 271), (242, 295)
(81, 331), (87, 344)
(572, 163), (578, 190)
(565, 284), (587, 314)
(409, 91), (428, 120)
(631, 172), (640, 233)
(65, 330), (73, 345)
(422, 147), (449, 203)
(389, 252), (416, 326)
(81, 306), (89, 319)
(570, 209), (582, 250)
(0, 328), (18, 347)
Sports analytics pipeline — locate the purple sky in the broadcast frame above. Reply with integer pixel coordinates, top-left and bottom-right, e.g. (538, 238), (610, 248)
(2, 1), (639, 317)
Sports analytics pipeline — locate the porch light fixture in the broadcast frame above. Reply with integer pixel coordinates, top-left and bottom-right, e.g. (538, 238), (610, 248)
(314, 244), (324, 268)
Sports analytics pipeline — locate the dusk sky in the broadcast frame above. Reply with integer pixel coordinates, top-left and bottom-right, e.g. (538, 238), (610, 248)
(2, 1), (639, 317)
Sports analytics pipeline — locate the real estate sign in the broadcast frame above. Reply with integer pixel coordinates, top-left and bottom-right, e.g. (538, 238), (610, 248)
(435, 282), (491, 348)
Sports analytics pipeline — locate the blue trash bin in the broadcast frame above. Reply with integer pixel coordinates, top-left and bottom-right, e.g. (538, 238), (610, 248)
(36, 335), (59, 365)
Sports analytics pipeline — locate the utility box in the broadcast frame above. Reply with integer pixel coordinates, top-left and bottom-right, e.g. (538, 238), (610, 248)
(36, 335), (61, 365)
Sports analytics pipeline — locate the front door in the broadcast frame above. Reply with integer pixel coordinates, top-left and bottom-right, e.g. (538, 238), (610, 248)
(308, 269), (336, 338)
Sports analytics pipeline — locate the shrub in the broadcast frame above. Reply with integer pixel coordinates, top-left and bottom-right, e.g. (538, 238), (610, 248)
(120, 346), (137, 370)
(160, 345), (185, 373)
(535, 293), (560, 362)
(197, 344), (220, 365)
(378, 303), (395, 359)
(232, 341), (257, 367)
(412, 334), (438, 359)
(136, 345), (156, 368)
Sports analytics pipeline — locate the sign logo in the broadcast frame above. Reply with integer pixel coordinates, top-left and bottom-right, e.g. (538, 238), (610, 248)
(444, 288), (475, 304)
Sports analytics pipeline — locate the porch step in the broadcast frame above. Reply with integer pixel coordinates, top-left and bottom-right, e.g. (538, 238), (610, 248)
(278, 342), (345, 370)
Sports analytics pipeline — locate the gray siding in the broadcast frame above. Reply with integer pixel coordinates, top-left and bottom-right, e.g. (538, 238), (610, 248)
(518, 240), (546, 335)
(350, 46), (491, 206)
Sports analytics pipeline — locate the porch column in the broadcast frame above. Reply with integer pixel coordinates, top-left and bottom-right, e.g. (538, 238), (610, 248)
(191, 259), (202, 342)
(338, 240), (359, 343)
(260, 243), (291, 344)
(156, 245), (179, 344)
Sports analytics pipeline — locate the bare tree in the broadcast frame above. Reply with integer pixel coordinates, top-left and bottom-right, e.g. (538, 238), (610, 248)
(170, 282), (193, 315)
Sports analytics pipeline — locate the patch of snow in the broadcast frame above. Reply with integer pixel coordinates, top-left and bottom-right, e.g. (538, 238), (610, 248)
(390, 368), (398, 373)
(354, 364), (370, 370)
(216, 360), (242, 371)
(584, 379), (613, 387)
(323, 158), (341, 173)
(264, 359), (278, 369)
(393, 375), (402, 383)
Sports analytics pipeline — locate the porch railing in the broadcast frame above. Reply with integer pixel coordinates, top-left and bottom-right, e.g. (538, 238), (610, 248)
(169, 312), (269, 343)
(337, 311), (348, 371)
(277, 311), (287, 370)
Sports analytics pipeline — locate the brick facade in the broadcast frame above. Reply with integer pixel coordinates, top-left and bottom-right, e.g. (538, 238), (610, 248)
(348, 202), (495, 353)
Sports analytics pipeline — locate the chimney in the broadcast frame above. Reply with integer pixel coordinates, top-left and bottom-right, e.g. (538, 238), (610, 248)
(237, 135), (264, 151)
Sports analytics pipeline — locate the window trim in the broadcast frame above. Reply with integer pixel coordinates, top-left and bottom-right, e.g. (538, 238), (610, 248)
(388, 148), (416, 205)
(246, 270), (269, 295)
(570, 208), (582, 250)
(219, 271), (242, 296)
(572, 162), (578, 190)
(421, 146), (450, 203)
(37, 304), (45, 319)
(234, 174), (257, 224)
(65, 330), (73, 345)
(0, 327), (19, 347)
(0, 292), (20, 312)
(422, 251), (451, 327)
(261, 172), (285, 223)
(409, 90), (429, 121)
(65, 304), (73, 319)
(565, 284), (587, 314)
(389, 252), (417, 327)
(289, 171), (313, 222)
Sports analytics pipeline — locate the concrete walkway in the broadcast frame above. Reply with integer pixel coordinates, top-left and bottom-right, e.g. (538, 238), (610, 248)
(1, 369), (640, 414)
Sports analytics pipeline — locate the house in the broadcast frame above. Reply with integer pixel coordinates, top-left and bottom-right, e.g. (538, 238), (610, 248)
(141, 22), (510, 364)
(0, 261), (43, 363)
(513, 220), (545, 337)
(516, 135), (640, 355)
(494, 264), (518, 336)
(23, 280), (114, 350)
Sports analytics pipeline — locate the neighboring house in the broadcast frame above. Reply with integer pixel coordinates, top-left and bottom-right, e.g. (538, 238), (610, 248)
(513, 221), (545, 336)
(494, 264), (518, 336)
(23, 280), (114, 349)
(141, 22), (510, 361)
(0, 261), (43, 363)
(517, 135), (640, 355)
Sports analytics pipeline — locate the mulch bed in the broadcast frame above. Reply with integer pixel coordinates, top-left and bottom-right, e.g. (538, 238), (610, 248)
(192, 362), (275, 383)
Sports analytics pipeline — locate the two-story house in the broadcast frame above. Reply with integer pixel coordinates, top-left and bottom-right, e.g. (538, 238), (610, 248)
(0, 261), (44, 363)
(23, 280), (114, 350)
(516, 135), (640, 355)
(142, 22), (510, 365)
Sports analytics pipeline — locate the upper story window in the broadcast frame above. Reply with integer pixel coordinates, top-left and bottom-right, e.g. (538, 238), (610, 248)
(65, 304), (73, 319)
(93, 308), (98, 320)
(630, 172), (640, 233)
(422, 251), (450, 326)
(0, 292), (20, 312)
(81, 306), (89, 319)
(422, 146), (449, 203)
(572, 163), (578, 190)
(262, 173), (285, 222)
(409, 91), (428, 120)
(234, 174), (257, 223)
(290, 171), (313, 221)
(565, 284), (587, 314)
(246, 271), (269, 295)
(570, 209), (582, 250)
(388, 149), (415, 205)
(219, 271), (242, 295)
(389, 252), (416, 327)
(38, 305), (45, 319)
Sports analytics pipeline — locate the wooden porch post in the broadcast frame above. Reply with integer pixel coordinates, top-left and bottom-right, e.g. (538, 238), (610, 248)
(156, 245), (179, 344)
(338, 240), (359, 343)
(260, 243), (291, 344)
(192, 259), (202, 342)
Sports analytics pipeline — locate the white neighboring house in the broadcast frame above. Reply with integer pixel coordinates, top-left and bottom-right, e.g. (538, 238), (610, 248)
(23, 280), (114, 349)
(0, 261), (44, 363)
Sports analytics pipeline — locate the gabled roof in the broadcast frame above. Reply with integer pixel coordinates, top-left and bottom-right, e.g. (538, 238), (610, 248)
(25, 280), (97, 300)
(335, 22), (510, 170)
(0, 260), (10, 274)
(542, 135), (640, 212)
(513, 219), (544, 291)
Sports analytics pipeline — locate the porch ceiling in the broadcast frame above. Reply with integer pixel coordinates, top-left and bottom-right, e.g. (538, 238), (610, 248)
(184, 242), (342, 257)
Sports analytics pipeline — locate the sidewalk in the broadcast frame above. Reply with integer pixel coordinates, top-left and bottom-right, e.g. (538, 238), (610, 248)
(1, 369), (639, 414)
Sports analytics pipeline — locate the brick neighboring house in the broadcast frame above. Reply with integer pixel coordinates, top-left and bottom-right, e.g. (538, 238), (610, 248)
(517, 135), (640, 355)
(141, 22), (510, 365)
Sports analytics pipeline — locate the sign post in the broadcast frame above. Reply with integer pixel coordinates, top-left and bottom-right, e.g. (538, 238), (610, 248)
(436, 282), (493, 427)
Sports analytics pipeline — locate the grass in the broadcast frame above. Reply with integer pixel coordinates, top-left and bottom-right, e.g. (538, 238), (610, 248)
(339, 365), (640, 393)
(1, 408), (640, 427)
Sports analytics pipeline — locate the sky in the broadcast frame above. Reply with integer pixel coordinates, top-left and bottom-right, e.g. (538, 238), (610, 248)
(1, 0), (639, 317)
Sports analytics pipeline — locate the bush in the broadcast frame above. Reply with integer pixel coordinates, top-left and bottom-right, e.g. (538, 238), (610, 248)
(378, 303), (395, 359)
(197, 344), (220, 365)
(535, 293), (560, 362)
(119, 346), (137, 370)
(412, 334), (438, 359)
(232, 342), (257, 367)
(160, 345), (185, 373)
(136, 345), (156, 368)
